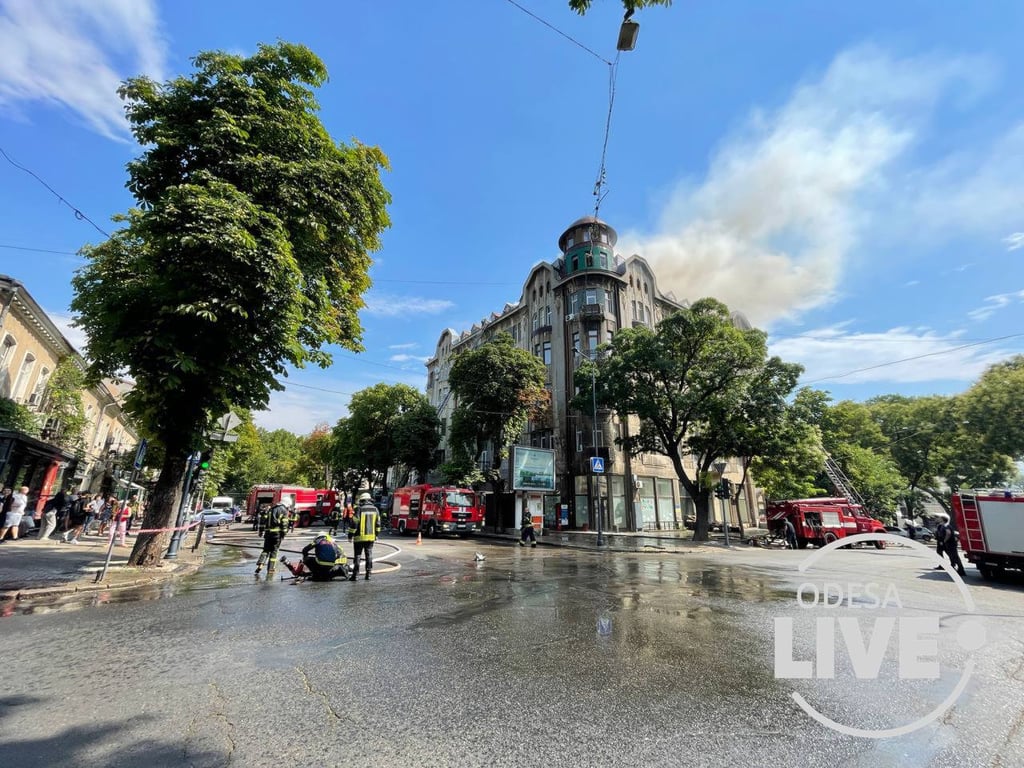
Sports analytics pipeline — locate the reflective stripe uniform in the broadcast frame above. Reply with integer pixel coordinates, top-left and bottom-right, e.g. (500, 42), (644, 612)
(348, 502), (381, 579)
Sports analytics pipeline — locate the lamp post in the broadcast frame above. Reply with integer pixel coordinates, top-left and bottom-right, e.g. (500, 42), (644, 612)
(574, 348), (604, 547)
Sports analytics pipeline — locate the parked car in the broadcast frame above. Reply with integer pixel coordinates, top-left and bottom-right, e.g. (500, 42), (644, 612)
(194, 508), (235, 527)
(884, 524), (935, 543)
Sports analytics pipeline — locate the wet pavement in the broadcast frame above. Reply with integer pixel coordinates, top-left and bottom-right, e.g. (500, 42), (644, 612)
(1, 529), (1022, 767)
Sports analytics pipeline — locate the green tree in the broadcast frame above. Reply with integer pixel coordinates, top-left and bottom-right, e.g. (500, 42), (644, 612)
(41, 357), (90, 452)
(219, 413), (271, 495)
(296, 423), (335, 489)
(71, 42), (391, 565)
(569, 0), (672, 14)
(0, 397), (39, 436)
(447, 333), (548, 493)
(962, 355), (1024, 460)
(392, 400), (441, 483)
(589, 298), (793, 541)
(261, 428), (306, 484)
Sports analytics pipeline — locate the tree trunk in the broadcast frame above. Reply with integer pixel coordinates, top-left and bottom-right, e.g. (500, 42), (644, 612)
(127, 451), (186, 566)
(693, 491), (711, 541)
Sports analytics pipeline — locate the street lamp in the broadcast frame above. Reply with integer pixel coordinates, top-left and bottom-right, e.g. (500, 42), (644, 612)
(574, 347), (604, 547)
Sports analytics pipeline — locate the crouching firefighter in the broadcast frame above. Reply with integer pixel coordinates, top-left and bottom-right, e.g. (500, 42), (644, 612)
(255, 501), (289, 577)
(348, 493), (381, 580)
(282, 534), (349, 581)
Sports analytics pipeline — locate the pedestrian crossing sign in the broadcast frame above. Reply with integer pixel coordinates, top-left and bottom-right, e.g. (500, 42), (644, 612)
(590, 456), (605, 474)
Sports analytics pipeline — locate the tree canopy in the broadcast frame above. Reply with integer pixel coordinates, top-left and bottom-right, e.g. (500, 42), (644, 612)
(588, 298), (800, 540)
(71, 42), (391, 565)
(447, 333), (548, 492)
(569, 0), (672, 15)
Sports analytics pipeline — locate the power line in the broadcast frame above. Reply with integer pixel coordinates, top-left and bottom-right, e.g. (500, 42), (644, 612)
(0, 243), (85, 257)
(800, 332), (1024, 385)
(502, 0), (612, 65)
(0, 145), (110, 238)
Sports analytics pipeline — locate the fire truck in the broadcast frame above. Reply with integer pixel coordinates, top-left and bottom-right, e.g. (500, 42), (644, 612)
(951, 490), (1024, 580)
(245, 485), (339, 528)
(390, 484), (484, 537)
(766, 497), (888, 549)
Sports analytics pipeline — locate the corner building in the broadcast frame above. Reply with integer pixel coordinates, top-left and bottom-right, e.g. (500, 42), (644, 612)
(426, 217), (758, 532)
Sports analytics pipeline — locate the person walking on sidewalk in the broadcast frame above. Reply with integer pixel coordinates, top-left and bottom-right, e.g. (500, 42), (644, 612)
(81, 493), (105, 537)
(348, 493), (381, 580)
(37, 490), (67, 543)
(0, 486), (29, 542)
(938, 517), (966, 577)
(255, 501), (289, 577)
(61, 492), (90, 544)
(109, 498), (132, 547)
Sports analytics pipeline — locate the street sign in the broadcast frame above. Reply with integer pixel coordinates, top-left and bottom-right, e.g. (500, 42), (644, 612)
(590, 456), (605, 474)
(133, 438), (148, 469)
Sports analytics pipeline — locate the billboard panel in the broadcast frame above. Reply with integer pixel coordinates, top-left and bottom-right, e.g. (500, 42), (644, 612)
(512, 446), (556, 492)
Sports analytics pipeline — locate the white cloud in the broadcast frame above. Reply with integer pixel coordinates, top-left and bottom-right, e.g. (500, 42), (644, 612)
(0, 0), (166, 139)
(364, 294), (454, 317)
(254, 387), (349, 434)
(389, 354), (430, 364)
(619, 45), (995, 327)
(1004, 233), (1024, 251)
(967, 290), (1024, 322)
(388, 342), (418, 350)
(770, 326), (1012, 385)
(47, 310), (88, 355)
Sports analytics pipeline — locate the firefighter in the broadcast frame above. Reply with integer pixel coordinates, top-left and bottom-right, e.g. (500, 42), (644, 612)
(255, 501), (289, 576)
(936, 514), (966, 577)
(282, 533), (348, 581)
(327, 504), (342, 536)
(348, 492), (381, 580)
(783, 518), (798, 550)
(519, 508), (537, 547)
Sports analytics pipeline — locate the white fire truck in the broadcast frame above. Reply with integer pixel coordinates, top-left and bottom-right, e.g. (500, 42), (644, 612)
(951, 490), (1024, 580)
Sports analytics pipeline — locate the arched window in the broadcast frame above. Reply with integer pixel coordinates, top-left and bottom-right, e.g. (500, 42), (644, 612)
(11, 352), (36, 401)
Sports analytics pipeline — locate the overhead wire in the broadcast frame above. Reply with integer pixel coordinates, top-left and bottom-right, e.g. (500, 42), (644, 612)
(502, 0), (612, 65)
(0, 145), (110, 238)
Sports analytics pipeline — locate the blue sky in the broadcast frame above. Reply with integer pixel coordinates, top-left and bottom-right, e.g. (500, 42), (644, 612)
(1, 0), (1022, 434)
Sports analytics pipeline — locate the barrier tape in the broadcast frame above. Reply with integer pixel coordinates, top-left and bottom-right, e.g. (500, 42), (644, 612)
(133, 520), (203, 535)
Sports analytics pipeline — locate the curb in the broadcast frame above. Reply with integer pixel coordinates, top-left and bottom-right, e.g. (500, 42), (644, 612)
(0, 560), (203, 602)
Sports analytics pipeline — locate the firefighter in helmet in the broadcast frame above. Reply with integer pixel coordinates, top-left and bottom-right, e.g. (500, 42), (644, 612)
(348, 492), (381, 580)
(255, 500), (290, 577)
(326, 503), (342, 536)
(282, 533), (348, 581)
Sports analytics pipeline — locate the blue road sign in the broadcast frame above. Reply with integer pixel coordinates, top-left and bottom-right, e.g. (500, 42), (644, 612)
(590, 456), (605, 474)
(133, 438), (148, 469)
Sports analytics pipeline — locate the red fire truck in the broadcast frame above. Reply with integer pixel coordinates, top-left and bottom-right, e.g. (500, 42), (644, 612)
(390, 484), (484, 537)
(952, 490), (1024, 580)
(245, 485), (339, 528)
(767, 497), (888, 549)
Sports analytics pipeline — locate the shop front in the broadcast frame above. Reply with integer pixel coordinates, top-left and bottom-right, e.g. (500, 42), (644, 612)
(0, 428), (78, 513)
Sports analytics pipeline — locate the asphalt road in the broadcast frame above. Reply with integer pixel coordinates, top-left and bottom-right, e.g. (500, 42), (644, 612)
(2, 531), (1023, 767)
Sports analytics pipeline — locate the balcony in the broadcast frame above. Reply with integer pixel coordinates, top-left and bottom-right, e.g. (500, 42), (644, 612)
(580, 303), (605, 322)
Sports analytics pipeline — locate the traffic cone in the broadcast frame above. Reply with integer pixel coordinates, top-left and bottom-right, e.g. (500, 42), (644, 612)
(416, 531), (422, 545)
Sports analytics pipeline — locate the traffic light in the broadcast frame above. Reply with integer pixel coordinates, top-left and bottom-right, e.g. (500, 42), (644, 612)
(198, 449), (212, 471)
(715, 478), (731, 499)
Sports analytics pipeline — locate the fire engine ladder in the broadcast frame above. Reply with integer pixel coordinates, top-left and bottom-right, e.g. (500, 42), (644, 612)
(824, 454), (866, 507)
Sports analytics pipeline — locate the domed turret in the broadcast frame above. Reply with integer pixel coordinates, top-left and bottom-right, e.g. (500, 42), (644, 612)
(558, 216), (617, 276)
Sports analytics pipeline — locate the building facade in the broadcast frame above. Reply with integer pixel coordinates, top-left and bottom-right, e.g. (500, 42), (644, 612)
(0, 275), (137, 512)
(425, 217), (760, 532)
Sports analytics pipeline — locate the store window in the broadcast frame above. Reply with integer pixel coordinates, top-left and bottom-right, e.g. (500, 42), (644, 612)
(656, 478), (677, 529)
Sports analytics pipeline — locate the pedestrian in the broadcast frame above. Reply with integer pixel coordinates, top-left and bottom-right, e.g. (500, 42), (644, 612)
(0, 485), (29, 542)
(62, 492), (90, 544)
(327, 503), (342, 536)
(254, 500), (289, 577)
(37, 489), (67, 542)
(938, 517), (966, 577)
(124, 496), (137, 536)
(784, 518), (798, 550)
(98, 497), (114, 537)
(519, 508), (537, 548)
(81, 493), (105, 537)
(110, 498), (132, 547)
(348, 492), (381, 580)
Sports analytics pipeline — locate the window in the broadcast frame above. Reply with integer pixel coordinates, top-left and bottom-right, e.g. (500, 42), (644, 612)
(545, 305), (552, 326)
(534, 343), (541, 358)
(585, 251), (593, 267)
(11, 352), (36, 402)
(542, 341), (551, 365)
(606, 290), (615, 313)
(587, 329), (599, 352)
(566, 236), (575, 248)
(572, 331), (580, 352)
(638, 304), (645, 322)
(585, 289), (598, 305)
(532, 310), (539, 330)
(632, 300), (637, 320)
(576, 429), (585, 452)
(0, 334), (15, 371)
(28, 366), (50, 408)
(571, 255), (579, 271)
(583, 229), (591, 242)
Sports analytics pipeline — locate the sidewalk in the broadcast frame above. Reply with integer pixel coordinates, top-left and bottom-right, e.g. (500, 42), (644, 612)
(0, 529), (206, 602)
(460, 526), (771, 554)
